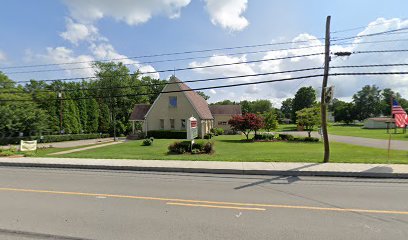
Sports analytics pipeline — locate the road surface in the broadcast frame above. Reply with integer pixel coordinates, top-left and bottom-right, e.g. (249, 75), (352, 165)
(0, 167), (407, 240)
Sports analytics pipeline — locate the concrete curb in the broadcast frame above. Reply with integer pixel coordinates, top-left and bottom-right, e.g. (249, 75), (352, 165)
(1, 161), (407, 179)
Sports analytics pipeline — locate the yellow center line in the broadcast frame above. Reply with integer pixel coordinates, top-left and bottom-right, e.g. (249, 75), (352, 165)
(0, 187), (407, 215)
(166, 202), (266, 211)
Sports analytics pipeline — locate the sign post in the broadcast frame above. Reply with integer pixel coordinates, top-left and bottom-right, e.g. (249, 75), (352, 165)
(187, 116), (198, 150)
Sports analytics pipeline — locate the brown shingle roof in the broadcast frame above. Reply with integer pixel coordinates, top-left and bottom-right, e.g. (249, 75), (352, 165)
(173, 77), (214, 120)
(129, 104), (151, 120)
(209, 105), (242, 115)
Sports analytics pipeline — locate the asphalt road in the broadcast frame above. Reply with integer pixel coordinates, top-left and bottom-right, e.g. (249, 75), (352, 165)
(0, 167), (408, 240)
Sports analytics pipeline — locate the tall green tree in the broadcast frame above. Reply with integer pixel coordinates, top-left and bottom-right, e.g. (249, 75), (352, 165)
(352, 85), (382, 120)
(280, 98), (293, 120)
(292, 86), (317, 122)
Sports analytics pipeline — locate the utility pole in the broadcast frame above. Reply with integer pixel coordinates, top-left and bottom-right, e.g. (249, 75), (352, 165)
(321, 16), (331, 163)
(109, 78), (117, 142)
(58, 92), (63, 135)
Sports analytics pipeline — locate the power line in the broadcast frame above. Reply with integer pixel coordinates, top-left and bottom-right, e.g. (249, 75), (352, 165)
(3, 71), (408, 102)
(0, 74), (326, 102)
(0, 67), (325, 94)
(9, 52), (325, 80)
(8, 47), (408, 79)
(0, 38), (325, 71)
(1, 44), (329, 75)
(332, 26), (408, 42)
(331, 18), (408, 34)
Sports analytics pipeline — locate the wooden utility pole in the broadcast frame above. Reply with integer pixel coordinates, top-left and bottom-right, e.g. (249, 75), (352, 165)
(321, 16), (331, 163)
(58, 92), (63, 134)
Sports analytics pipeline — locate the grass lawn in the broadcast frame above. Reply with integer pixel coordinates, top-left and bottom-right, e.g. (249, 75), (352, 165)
(276, 123), (408, 141)
(37, 135), (408, 164)
(328, 124), (408, 141)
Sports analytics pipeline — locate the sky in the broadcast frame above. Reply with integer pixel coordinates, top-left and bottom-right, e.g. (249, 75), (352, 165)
(1, 0), (408, 106)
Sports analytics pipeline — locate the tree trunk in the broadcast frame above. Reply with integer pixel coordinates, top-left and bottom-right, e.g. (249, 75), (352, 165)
(308, 131), (311, 138)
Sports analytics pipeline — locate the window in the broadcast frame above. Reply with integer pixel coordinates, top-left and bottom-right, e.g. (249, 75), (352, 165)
(218, 121), (227, 125)
(181, 119), (186, 129)
(170, 119), (175, 129)
(160, 119), (164, 129)
(169, 96), (177, 108)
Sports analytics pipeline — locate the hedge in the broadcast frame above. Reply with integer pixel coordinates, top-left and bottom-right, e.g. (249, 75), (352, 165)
(168, 140), (214, 154)
(147, 130), (187, 139)
(0, 133), (110, 145)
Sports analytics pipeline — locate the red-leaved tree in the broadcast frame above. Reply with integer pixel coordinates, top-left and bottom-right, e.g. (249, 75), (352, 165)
(228, 113), (264, 140)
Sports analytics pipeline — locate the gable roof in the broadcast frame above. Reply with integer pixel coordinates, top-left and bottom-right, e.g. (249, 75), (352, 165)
(129, 104), (151, 120)
(209, 105), (242, 115)
(172, 77), (213, 120)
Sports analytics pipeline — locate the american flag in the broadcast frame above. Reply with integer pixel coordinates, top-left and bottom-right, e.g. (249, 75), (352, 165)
(392, 99), (408, 128)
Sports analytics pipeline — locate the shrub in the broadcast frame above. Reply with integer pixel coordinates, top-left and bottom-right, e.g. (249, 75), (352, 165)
(168, 140), (214, 154)
(147, 130), (187, 139)
(203, 142), (214, 154)
(210, 128), (224, 136)
(304, 137), (320, 142)
(0, 133), (111, 146)
(254, 133), (274, 141)
(279, 134), (294, 141)
(168, 141), (191, 154)
(204, 133), (213, 139)
(142, 139), (152, 146)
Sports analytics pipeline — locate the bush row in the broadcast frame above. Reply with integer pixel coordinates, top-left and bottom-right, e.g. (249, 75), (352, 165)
(168, 140), (214, 154)
(253, 133), (319, 142)
(147, 130), (187, 139)
(0, 133), (110, 145)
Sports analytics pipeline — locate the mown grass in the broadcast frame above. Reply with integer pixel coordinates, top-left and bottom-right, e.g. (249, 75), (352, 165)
(328, 124), (408, 141)
(38, 135), (408, 164)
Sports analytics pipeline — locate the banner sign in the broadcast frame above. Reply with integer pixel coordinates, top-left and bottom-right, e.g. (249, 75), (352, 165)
(20, 140), (37, 152)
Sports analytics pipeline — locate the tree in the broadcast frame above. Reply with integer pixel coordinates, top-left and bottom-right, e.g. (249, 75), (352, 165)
(196, 91), (210, 100)
(380, 88), (408, 116)
(296, 107), (321, 137)
(263, 110), (279, 131)
(210, 100), (237, 105)
(333, 101), (356, 124)
(228, 113), (264, 140)
(353, 85), (382, 120)
(280, 98), (293, 119)
(292, 86), (317, 122)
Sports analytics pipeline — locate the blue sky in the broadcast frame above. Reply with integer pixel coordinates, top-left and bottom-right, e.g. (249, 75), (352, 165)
(1, 0), (408, 105)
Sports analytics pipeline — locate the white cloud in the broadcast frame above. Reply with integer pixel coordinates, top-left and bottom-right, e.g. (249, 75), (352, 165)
(190, 54), (256, 82)
(38, 47), (95, 77)
(63, 0), (191, 25)
(60, 18), (101, 45)
(191, 18), (408, 104)
(205, 0), (249, 31)
(0, 50), (6, 62)
(89, 43), (160, 78)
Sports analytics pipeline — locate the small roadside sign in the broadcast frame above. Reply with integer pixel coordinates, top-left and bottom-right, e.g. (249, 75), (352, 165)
(187, 116), (198, 140)
(20, 140), (37, 152)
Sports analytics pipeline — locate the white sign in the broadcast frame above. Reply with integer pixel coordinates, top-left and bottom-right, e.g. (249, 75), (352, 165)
(187, 116), (198, 140)
(20, 140), (37, 152)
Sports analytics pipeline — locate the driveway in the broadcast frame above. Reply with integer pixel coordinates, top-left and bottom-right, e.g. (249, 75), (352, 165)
(284, 131), (408, 151)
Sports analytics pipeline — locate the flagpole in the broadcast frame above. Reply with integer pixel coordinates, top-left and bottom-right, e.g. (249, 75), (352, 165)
(388, 96), (393, 163)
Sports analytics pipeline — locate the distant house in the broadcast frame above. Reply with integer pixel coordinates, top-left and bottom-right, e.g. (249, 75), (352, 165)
(209, 105), (242, 133)
(364, 117), (395, 129)
(129, 76), (241, 138)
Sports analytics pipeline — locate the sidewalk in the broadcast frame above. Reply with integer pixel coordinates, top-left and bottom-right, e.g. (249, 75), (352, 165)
(0, 157), (407, 178)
